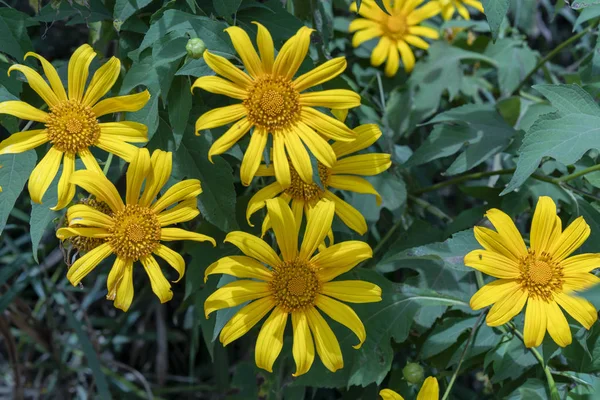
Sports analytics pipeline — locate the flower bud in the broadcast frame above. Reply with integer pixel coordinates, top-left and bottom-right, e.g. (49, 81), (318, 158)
(402, 363), (424, 384)
(186, 38), (207, 59)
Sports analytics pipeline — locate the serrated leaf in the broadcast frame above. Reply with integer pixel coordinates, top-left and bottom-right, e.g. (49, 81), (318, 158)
(503, 84), (600, 194)
(481, 0), (510, 41)
(0, 151), (37, 236)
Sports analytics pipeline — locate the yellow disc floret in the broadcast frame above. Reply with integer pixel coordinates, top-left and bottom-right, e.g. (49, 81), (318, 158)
(284, 162), (330, 203)
(108, 204), (161, 260)
(519, 251), (564, 300)
(45, 100), (100, 154)
(270, 259), (320, 312)
(243, 76), (301, 131)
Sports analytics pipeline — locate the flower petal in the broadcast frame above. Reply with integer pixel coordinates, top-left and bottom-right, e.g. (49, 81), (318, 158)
(328, 175), (382, 205)
(205, 256), (273, 283)
(293, 57), (347, 92)
(68, 44), (96, 102)
(152, 180), (202, 213)
(486, 287), (528, 326)
(220, 296), (275, 345)
(555, 292), (598, 330)
(24, 52), (67, 101)
(417, 377), (439, 400)
(114, 261), (134, 311)
(300, 199), (335, 259)
(523, 297), (547, 348)
(300, 89), (361, 109)
(99, 122), (148, 143)
(485, 208), (528, 257)
(140, 149), (172, 206)
(28, 147), (62, 204)
(204, 280), (271, 317)
(273, 26), (314, 80)
(265, 197), (298, 261)
(464, 249), (521, 279)
(469, 279), (520, 310)
(0, 129), (48, 155)
(284, 130), (313, 184)
(407, 2), (442, 25)
(157, 198), (199, 227)
(92, 91), (151, 117)
(225, 231), (281, 267)
(323, 191), (368, 235)
(70, 170), (124, 212)
(192, 76), (248, 99)
(225, 26), (263, 78)
(273, 132), (291, 188)
(352, 27), (383, 48)
(408, 25), (440, 39)
(473, 226), (519, 262)
(397, 40), (416, 73)
(306, 307), (343, 373)
(241, 128), (267, 186)
(96, 136), (141, 162)
(0, 101), (48, 122)
(79, 149), (103, 174)
(404, 34), (430, 50)
(545, 301), (572, 347)
(141, 255), (173, 303)
(548, 217), (591, 262)
(66, 204), (114, 229)
(371, 37), (390, 67)
(153, 244), (186, 282)
(56, 226), (110, 239)
(203, 51), (253, 89)
(107, 257), (128, 302)
(207, 118), (252, 161)
(160, 228), (216, 246)
(66, 242), (112, 285)
(195, 104), (247, 132)
(252, 21), (274, 72)
(126, 148), (151, 205)
(331, 124), (382, 157)
(562, 254), (600, 274)
(312, 241), (372, 281)
(530, 196), (562, 254)
(292, 311), (315, 377)
(52, 151), (76, 210)
(320, 281), (381, 303)
(246, 181), (284, 226)
(315, 294), (366, 349)
(8, 64), (59, 106)
(332, 153), (392, 176)
(379, 389), (404, 400)
(384, 42), (400, 77)
(255, 307), (288, 372)
(82, 56), (121, 106)
(295, 122), (336, 168)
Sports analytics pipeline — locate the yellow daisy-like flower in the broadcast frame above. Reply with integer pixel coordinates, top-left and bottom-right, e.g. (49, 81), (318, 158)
(246, 124), (391, 236)
(56, 148), (216, 311)
(0, 44), (150, 210)
(192, 24), (361, 188)
(436, 0), (484, 21)
(204, 198), (382, 375)
(466, 196), (600, 347)
(349, 0), (441, 76)
(380, 377), (439, 400)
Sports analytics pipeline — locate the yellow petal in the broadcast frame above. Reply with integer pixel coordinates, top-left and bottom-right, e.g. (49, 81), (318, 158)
(555, 292), (598, 329)
(293, 57), (347, 92)
(456, 2), (471, 19)
(464, 249), (521, 279)
(225, 231), (281, 267)
(397, 40), (416, 73)
(246, 181), (284, 226)
(255, 307), (288, 372)
(324, 191), (368, 235)
(225, 26), (263, 78)
(464, 0), (484, 12)
(79, 149), (103, 174)
(379, 389), (404, 400)
(349, 18), (379, 32)
(114, 261), (135, 311)
(52, 151), (76, 210)
(486, 287), (528, 326)
(485, 208), (528, 257)
(301, 107), (356, 143)
(530, 196), (562, 255)
(384, 43), (400, 77)
(404, 34), (430, 50)
(126, 148), (150, 204)
(548, 217), (590, 262)
(469, 279), (520, 310)
(67, 204), (114, 229)
(407, 2), (442, 25)
(68, 44), (96, 102)
(252, 21), (274, 72)
(441, 3), (455, 20)
(306, 307), (343, 373)
(371, 37), (391, 67)
(0, 129), (48, 155)
(241, 128), (267, 186)
(96, 136), (141, 162)
(153, 244), (186, 282)
(8, 64), (59, 106)
(295, 122), (336, 168)
(203, 51), (253, 89)
(157, 198), (199, 227)
(139, 149), (172, 206)
(152, 179), (202, 213)
(82, 57), (121, 106)
(99, 121), (148, 143)
(408, 25), (440, 39)
(292, 311), (315, 376)
(0, 101), (48, 122)
(311, 241), (373, 281)
(273, 132), (291, 188)
(205, 255), (273, 283)
(70, 170), (124, 212)
(160, 228), (216, 246)
(28, 147), (62, 204)
(140, 255), (173, 303)
(195, 103), (247, 132)
(417, 377), (439, 400)
(92, 90), (151, 117)
(220, 296), (275, 345)
(562, 254), (600, 274)
(204, 281), (271, 317)
(66, 242), (112, 285)
(207, 118), (252, 160)
(300, 199), (335, 259)
(328, 175), (382, 205)
(192, 76), (248, 99)
(352, 27), (384, 48)
(321, 281), (381, 303)
(25, 52), (67, 101)
(273, 26), (314, 80)
(315, 294), (366, 349)
(473, 226), (520, 262)
(284, 130), (313, 183)
(545, 301), (572, 347)
(300, 89), (361, 109)
(523, 297), (547, 348)
(331, 124), (381, 157)
(265, 197), (298, 261)
(56, 226), (110, 239)
(107, 257), (127, 301)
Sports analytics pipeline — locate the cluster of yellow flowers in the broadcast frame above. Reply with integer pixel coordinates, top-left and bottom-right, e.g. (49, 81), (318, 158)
(0, 1), (598, 397)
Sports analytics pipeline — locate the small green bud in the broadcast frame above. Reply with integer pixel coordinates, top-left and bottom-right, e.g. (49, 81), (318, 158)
(402, 363), (424, 384)
(186, 38), (207, 59)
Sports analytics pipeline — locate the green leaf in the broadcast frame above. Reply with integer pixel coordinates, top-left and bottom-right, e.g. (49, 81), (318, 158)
(236, 0), (304, 43)
(490, 337), (537, 381)
(503, 84), (600, 194)
(485, 38), (537, 95)
(168, 76), (192, 149)
(113, 0), (152, 25)
(421, 317), (479, 359)
(405, 104), (515, 175)
(176, 58), (214, 77)
(573, 5), (600, 30)
(0, 151), (37, 236)
(213, 0), (242, 18)
(29, 168), (60, 263)
(173, 133), (238, 232)
(481, 0), (510, 41)
(0, 8), (36, 60)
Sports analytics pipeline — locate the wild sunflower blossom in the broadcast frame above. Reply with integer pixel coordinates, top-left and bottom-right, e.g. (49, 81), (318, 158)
(436, 0), (484, 21)
(380, 377), (439, 400)
(56, 149), (216, 311)
(204, 198), (382, 375)
(465, 196), (600, 347)
(0, 44), (150, 210)
(246, 124), (391, 236)
(349, 0), (441, 76)
(192, 23), (361, 188)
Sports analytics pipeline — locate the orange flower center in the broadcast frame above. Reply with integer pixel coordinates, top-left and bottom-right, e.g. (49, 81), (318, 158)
(270, 259), (320, 312)
(519, 251), (564, 300)
(244, 75), (301, 131)
(384, 15), (407, 36)
(46, 100), (100, 154)
(284, 162), (330, 203)
(109, 204), (161, 260)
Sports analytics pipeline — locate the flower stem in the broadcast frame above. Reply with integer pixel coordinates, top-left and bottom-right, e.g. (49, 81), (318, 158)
(102, 153), (113, 176)
(556, 163), (600, 183)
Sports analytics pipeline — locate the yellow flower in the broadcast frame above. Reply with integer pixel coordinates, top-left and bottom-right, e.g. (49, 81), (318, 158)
(465, 196), (600, 347)
(246, 124), (391, 236)
(192, 24), (361, 188)
(64, 198), (112, 253)
(204, 198), (382, 375)
(349, 0), (441, 76)
(380, 376), (439, 400)
(0, 44), (150, 210)
(56, 148), (216, 311)
(437, 0), (484, 21)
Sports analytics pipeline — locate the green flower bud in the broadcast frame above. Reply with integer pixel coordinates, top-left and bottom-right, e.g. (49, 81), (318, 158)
(402, 363), (424, 384)
(186, 38), (207, 59)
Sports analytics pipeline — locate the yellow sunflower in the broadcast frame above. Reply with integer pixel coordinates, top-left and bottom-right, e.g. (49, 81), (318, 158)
(204, 198), (381, 375)
(436, 0), (484, 20)
(466, 196), (600, 347)
(349, 0), (441, 76)
(0, 44), (150, 210)
(380, 377), (439, 400)
(56, 148), (216, 311)
(192, 24), (361, 188)
(246, 124), (391, 236)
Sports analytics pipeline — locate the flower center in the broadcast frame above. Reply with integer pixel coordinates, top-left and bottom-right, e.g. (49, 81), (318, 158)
(519, 251), (564, 300)
(284, 162), (330, 203)
(108, 204), (161, 260)
(270, 259), (320, 312)
(67, 198), (112, 253)
(384, 14), (407, 36)
(46, 100), (101, 154)
(243, 75), (301, 131)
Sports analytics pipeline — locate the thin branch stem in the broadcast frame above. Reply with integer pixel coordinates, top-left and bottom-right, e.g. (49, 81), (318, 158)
(376, 72), (386, 110)
(557, 164), (600, 183)
(409, 194), (453, 221)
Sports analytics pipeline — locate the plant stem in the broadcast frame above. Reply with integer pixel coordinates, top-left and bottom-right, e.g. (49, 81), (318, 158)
(409, 194), (453, 221)
(102, 153), (113, 175)
(376, 72), (386, 110)
(411, 169), (516, 195)
(513, 25), (593, 94)
(556, 163), (600, 183)
(441, 311), (485, 400)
